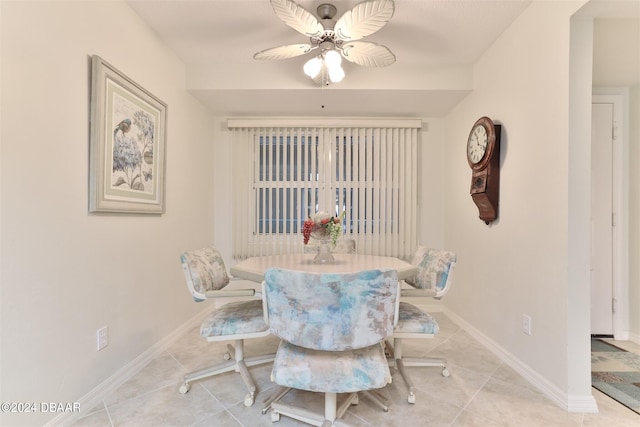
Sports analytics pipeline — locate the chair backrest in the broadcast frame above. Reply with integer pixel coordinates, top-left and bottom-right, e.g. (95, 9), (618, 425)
(180, 246), (230, 301)
(263, 268), (398, 351)
(405, 247), (457, 298)
(334, 239), (356, 253)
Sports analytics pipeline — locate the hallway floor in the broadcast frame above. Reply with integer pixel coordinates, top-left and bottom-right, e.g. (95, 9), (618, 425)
(73, 313), (640, 426)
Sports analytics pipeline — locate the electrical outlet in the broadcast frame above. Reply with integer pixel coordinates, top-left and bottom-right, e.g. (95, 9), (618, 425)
(522, 315), (532, 336)
(97, 326), (109, 351)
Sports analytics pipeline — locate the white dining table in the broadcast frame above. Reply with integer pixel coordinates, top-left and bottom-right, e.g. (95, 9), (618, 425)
(230, 253), (417, 283)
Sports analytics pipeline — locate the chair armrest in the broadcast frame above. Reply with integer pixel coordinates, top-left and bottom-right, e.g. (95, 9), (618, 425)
(205, 289), (256, 298)
(400, 288), (437, 298)
(261, 281), (269, 326)
(400, 259), (456, 300)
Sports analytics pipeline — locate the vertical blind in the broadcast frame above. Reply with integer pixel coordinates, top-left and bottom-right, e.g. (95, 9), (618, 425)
(228, 119), (420, 260)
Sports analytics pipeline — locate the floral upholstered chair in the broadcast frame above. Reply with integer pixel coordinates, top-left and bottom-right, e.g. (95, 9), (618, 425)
(179, 246), (274, 407)
(387, 247), (457, 404)
(262, 268), (399, 426)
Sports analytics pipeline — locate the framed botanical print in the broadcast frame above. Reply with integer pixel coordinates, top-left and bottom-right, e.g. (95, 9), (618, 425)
(89, 55), (167, 214)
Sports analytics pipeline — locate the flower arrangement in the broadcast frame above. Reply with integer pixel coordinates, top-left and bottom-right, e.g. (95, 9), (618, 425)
(302, 211), (346, 246)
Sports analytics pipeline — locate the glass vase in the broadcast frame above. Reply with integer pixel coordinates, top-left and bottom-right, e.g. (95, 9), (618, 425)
(313, 238), (335, 264)
(310, 228), (335, 264)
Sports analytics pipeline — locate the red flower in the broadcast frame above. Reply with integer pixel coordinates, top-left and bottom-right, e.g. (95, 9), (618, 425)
(302, 218), (314, 244)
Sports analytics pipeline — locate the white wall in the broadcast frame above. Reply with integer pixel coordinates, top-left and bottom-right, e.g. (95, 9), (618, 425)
(417, 119), (447, 249)
(0, 1), (216, 425)
(630, 84), (640, 340)
(443, 0), (593, 409)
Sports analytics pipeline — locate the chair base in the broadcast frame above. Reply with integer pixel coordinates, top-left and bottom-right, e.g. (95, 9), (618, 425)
(360, 389), (390, 412)
(269, 391), (359, 427)
(262, 386), (291, 414)
(263, 386), (390, 417)
(385, 339), (449, 404)
(179, 339), (274, 407)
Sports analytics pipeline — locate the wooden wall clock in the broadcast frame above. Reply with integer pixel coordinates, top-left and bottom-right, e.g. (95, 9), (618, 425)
(467, 116), (502, 224)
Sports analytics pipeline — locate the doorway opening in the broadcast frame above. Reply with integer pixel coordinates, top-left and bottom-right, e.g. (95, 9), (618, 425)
(591, 92), (629, 341)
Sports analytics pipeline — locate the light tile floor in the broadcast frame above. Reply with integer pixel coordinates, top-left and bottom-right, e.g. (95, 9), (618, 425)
(73, 313), (640, 426)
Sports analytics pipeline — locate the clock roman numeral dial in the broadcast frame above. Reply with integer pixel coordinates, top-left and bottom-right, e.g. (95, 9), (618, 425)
(467, 125), (488, 164)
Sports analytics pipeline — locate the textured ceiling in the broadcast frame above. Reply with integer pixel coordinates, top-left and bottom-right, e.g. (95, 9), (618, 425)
(126, 0), (638, 117)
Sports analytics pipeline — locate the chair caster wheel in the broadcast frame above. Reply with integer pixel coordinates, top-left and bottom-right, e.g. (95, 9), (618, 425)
(179, 383), (190, 394)
(442, 368), (450, 377)
(352, 394), (359, 406)
(244, 394), (254, 407)
(270, 410), (281, 422)
(407, 393), (416, 404)
(223, 352), (232, 361)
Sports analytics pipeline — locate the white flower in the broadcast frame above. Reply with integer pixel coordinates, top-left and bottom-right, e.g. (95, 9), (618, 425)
(312, 211), (331, 223)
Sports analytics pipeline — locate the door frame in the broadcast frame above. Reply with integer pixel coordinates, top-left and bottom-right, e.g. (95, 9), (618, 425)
(592, 90), (629, 340)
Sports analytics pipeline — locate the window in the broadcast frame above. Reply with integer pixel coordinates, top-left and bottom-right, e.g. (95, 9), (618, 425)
(229, 119), (420, 259)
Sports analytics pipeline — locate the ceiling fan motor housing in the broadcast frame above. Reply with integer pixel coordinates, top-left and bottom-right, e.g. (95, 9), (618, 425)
(317, 3), (337, 19)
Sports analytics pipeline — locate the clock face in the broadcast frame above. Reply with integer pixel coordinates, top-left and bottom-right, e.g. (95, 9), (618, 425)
(467, 124), (488, 164)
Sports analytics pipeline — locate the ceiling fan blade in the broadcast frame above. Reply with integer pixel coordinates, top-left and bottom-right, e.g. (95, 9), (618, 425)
(270, 0), (324, 38)
(254, 44), (315, 61)
(334, 0), (395, 41)
(341, 41), (396, 67)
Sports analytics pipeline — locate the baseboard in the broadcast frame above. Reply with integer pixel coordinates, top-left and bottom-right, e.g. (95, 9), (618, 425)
(44, 305), (215, 427)
(412, 301), (445, 312)
(567, 394), (600, 413)
(628, 331), (640, 345)
(445, 309), (598, 414)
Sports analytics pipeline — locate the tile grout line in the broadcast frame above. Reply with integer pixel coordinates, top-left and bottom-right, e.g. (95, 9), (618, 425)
(194, 383), (244, 426)
(103, 400), (115, 427)
(447, 361), (503, 426)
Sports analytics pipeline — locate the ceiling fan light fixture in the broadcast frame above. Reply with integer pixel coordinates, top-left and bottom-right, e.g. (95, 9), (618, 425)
(311, 66), (329, 86)
(328, 63), (345, 83)
(324, 49), (342, 67)
(303, 56), (322, 78)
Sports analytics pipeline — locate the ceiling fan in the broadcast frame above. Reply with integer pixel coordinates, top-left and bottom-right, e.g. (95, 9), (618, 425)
(254, 0), (396, 85)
